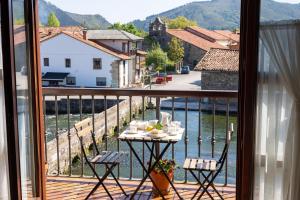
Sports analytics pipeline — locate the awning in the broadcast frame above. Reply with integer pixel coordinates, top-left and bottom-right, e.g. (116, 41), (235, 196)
(42, 72), (69, 80)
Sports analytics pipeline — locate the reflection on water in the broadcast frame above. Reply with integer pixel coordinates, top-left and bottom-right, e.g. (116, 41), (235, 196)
(46, 109), (237, 184)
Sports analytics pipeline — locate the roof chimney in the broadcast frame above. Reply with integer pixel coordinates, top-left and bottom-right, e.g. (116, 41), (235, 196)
(83, 28), (87, 40)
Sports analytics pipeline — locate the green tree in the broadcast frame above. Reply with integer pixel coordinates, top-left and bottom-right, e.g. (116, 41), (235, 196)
(146, 44), (168, 71)
(47, 12), (60, 27)
(167, 37), (184, 63)
(14, 18), (25, 25)
(165, 16), (197, 29)
(109, 22), (147, 37)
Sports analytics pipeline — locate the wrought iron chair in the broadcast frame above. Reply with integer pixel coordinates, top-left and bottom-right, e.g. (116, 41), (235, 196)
(74, 121), (127, 200)
(183, 130), (233, 200)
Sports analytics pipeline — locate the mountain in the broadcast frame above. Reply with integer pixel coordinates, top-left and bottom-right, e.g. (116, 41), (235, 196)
(132, 0), (300, 30)
(38, 0), (111, 29)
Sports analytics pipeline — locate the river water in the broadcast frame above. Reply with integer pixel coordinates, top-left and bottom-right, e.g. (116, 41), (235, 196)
(46, 109), (237, 184)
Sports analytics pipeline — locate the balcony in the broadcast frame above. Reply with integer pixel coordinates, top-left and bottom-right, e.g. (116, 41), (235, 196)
(43, 88), (238, 199)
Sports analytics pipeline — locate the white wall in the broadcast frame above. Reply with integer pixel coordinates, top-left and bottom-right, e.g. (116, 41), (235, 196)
(98, 40), (129, 53)
(119, 60), (129, 87)
(41, 33), (128, 88)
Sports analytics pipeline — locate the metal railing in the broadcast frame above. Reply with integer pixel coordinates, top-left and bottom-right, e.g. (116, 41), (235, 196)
(43, 87), (238, 185)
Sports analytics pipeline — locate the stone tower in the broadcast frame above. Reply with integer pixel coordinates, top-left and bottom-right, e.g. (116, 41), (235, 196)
(149, 17), (168, 48)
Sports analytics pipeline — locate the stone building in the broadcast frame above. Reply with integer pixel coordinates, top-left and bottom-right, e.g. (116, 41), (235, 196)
(194, 48), (239, 90)
(149, 17), (240, 68)
(148, 17), (168, 48)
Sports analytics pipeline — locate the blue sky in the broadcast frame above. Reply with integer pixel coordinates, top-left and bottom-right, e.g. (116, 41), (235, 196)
(46, 0), (300, 23)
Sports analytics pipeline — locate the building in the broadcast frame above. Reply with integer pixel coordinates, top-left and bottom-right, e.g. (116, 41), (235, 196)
(40, 30), (131, 88)
(194, 48), (239, 90)
(149, 17), (240, 68)
(86, 30), (146, 85)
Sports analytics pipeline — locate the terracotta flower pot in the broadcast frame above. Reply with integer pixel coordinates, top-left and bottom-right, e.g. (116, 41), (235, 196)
(150, 170), (174, 196)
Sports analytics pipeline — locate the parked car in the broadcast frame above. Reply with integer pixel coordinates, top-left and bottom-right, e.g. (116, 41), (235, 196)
(166, 75), (173, 81)
(155, 72), (172, 81)
(181, 66), (190, 74)
(156, 77), (166, 84)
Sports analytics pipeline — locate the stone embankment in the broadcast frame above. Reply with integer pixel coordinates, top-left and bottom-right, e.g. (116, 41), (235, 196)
(46, 96), (144, 174)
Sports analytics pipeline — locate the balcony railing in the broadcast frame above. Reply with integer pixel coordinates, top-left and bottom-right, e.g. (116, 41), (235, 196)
(42, 88), (238, 185)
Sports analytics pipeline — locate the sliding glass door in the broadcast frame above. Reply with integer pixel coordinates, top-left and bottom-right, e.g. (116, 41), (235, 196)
(0, 10), (11, 200)
(12, 0), (38, 198)
(1, 0), (44, 199)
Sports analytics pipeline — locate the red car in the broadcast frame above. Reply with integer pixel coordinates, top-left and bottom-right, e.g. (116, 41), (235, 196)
(155, 77), (166, 84)
(166, 75), (173, 81)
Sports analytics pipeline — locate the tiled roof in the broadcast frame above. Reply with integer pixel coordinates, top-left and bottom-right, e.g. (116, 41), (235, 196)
(42, 72), (69, 80)
(14, 25), (26, 45)
(137, 50), (147, 56)
(195, 48), (239, 72)
(186, 26), (229, 41)
(40, 31), (130, 60)
(166, 29), (227, 51)
(86, 30), (143, 41)
(213, 30), (240, 42)
(40, 26), (83, 39)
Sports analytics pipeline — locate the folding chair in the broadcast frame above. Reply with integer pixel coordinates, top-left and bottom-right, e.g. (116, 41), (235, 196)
(183, 130), (233, 200)
(74, 122), (127, 200)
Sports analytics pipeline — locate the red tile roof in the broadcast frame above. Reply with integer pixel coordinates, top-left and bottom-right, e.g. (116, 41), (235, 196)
(40, 31), (130, 60)
(213, 30), (240, 42)
(166, 29), (227, 51)
(186, 26), (229, 41)
(195, 48), (239, 72)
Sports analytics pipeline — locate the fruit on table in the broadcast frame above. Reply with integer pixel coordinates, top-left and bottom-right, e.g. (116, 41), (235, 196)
(146, 126), (154, 131)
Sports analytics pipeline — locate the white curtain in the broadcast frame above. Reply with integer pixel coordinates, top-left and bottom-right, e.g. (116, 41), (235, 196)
(255, 20), (300, 200)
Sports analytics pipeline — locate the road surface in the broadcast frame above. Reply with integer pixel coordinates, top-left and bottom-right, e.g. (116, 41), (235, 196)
(150, 71), (202, 90)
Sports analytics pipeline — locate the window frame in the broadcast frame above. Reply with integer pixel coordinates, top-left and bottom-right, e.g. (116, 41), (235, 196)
(96, 77), (106, 86)
(44, 57), (49, 67)
(65, 58), (71, 68)
(66, 76), (76, 85)
(93, 58), (102, 70)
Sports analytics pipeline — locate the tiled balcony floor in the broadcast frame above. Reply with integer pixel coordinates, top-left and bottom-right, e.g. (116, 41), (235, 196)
(46, 177), (236, 199)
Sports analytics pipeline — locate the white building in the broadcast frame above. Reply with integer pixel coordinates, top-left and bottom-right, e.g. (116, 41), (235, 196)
(40, 31), (131, 88)
(86, 30), (146, 85)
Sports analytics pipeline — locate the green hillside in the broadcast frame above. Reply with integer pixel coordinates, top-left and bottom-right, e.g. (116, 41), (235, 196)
(132, 0), (300, 30)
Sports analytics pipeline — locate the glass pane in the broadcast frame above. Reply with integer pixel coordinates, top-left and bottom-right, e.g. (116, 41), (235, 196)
(255, 1), (300, 199)
(0, 8), (11, 200)
(12, 0), (38, 198)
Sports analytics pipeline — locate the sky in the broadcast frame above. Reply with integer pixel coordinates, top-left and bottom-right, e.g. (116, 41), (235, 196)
(46, 0), (300, 23)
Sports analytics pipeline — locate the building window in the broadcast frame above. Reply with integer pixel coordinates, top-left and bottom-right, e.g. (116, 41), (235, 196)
(93, 58), (102, 69)
(123, 60), (126, 86)
(65, 58), (71, 68)
(122, 43), (127, 53)
(44, 58), (49, 66)
(66, 76), (76, 85)
(96, 77), (106, 86)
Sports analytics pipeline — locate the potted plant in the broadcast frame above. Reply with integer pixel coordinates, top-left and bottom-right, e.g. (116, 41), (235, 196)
(150, 159), (176, 196)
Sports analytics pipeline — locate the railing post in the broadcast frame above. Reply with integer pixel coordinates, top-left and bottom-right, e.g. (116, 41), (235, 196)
(67, 96), (71, 176)
(155, 97), (160, 157)
(55, 95), (59, 175)
(184, 97), (188, 182)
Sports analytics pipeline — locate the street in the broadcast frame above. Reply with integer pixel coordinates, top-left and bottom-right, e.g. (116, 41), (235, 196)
(151, 71), (202, 90)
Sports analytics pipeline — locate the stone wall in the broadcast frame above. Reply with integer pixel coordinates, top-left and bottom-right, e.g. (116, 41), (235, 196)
(46, 96), (144, 174)
(201, 71), (238, 90)
(183, 43), (207, 68)
(45, 98), (119, 114)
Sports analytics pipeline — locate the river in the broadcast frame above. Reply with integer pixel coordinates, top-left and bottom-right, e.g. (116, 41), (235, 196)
(45, 109), (237, 184)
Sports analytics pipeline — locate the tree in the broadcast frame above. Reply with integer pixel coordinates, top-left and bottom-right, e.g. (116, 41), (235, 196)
(165, 16), (197, 29)
(109, 23), (147, 37)
(14, 18), (25, 25)
(167, 37), (184, 63)
(47, 12), (60, 27)
(146, 43), (168, 71)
